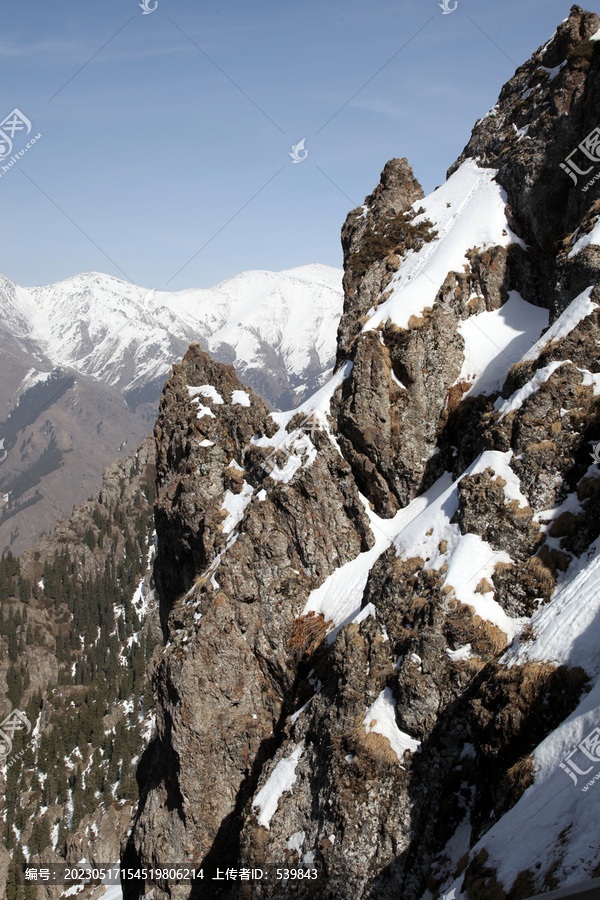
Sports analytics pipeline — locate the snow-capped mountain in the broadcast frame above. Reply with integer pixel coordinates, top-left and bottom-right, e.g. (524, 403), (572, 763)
(0, 264), (342, 554)
(0, 263), (343, 408)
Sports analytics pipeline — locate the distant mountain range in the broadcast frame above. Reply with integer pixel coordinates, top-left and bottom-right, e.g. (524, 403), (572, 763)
(0, 264), (342, 553)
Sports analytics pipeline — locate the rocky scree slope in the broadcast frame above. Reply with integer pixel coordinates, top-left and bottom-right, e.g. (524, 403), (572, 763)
(125, 8), (600, 899)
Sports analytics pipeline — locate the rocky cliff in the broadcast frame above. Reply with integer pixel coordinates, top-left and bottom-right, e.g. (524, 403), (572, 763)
(124, 7), (600, 899)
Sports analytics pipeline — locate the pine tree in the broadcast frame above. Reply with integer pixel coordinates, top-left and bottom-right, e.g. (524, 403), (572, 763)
(8, 629), (18, 662)
(83, 528), (96, 551)
(56, 820), (68, 857)
(5, 851), (21, 900)
(30, 817), (51, 854)
(56, 764), (68, 804)
(71, 772), (84, 828)
(118, 774), (138, 801)
(6, 664), (22, 704)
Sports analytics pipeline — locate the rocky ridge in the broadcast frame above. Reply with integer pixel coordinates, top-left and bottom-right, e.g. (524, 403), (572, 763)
(125, 8), (600, 899)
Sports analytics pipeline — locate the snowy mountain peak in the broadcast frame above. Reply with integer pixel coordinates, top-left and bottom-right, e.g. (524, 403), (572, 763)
(0, 263), (343, 406)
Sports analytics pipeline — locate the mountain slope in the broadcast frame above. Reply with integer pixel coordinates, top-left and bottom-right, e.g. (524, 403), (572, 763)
(0, 436), (161, 900)
(123, 7), (600, 899)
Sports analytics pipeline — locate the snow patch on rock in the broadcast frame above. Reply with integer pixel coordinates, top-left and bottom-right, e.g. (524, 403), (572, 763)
(253, 743), (305, 829)
(363, 687), (421, 763)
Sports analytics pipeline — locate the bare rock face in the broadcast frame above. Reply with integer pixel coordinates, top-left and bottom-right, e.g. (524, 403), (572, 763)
(334, 310), (465, 516)
(453, 468), (541, 562)
(332, 236), (517, 517)
(65, 803), (132, 865)
(151, 346), (275, 630)
(449, 4), (600, 314)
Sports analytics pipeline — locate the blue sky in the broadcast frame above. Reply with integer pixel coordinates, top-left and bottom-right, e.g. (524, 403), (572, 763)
(0, 0), (592, 290)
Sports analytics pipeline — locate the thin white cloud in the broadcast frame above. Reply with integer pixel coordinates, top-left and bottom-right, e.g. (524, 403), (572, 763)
(0, 37), (192, 62)
(0, 38), (83, 58)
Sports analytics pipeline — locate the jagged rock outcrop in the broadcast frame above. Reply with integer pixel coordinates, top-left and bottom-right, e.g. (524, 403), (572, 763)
(337, 158), (425, 360)
(333, 313), (465, 515)
(124, 345), (373, 889)
(448, 4), (600, 313)
(331, 5), (600, 520)
(125, 8), (600, 900)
